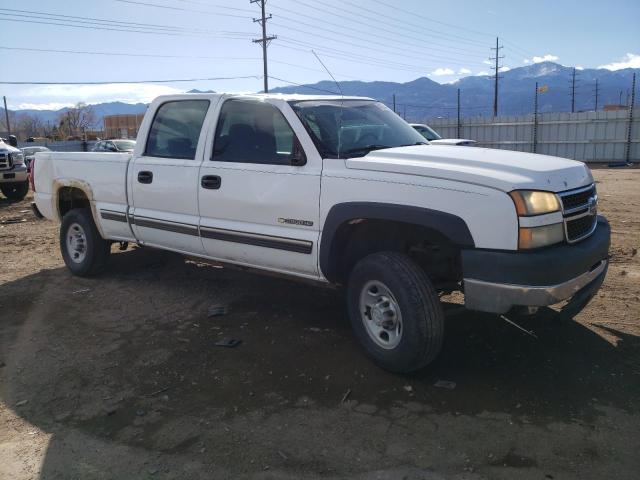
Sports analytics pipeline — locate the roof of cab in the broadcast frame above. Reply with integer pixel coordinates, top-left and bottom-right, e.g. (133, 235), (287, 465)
(150, 93), (375, 103)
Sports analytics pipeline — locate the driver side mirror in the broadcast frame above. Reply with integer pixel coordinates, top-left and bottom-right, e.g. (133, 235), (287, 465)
(290, 139), (307, 167)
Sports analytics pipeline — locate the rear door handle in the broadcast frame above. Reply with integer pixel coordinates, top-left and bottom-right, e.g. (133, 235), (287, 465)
(138, 171), (153, 184)
(201, 175), (221, 190)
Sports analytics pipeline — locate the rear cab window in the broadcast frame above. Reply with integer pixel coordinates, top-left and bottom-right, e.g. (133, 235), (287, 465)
(145, 100), (210, 160)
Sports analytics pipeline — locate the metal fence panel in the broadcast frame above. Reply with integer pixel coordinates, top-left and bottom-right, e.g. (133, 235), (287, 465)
(424, 109), (638, 162)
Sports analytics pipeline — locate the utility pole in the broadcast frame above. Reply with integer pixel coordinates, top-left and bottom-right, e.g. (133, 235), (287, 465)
(593, 79), (599, 111)
(392, 93), (396, 113)
(625, 73), (636, 163)
(457, 88), (461, 138)
(251, 0), (276, 93)
(490, 37), (504, 117)
(570, 67), (578, 113)
(533, 82), (539, 153)
(2, 96), (10, 137)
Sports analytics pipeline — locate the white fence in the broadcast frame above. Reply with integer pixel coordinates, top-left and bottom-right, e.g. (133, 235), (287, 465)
(426, 109), (639, 163)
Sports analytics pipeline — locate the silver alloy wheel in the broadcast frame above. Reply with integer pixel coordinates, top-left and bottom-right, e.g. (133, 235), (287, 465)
(66, 222), (87, 264)
(359, 280), (403, 349)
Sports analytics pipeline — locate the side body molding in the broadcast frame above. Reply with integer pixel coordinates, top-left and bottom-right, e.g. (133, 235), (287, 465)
(319, 202), (475, 282)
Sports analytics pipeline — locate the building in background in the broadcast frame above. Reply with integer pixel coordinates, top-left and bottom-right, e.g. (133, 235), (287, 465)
(103, 113), (144, 139)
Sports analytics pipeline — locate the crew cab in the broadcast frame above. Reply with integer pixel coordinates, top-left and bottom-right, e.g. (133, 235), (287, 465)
(32, 94), (610, 372)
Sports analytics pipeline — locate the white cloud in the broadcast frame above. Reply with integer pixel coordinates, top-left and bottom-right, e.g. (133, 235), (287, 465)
(598, 53), (640, 71)
(526, 54), (559, 64)
(458, 68), (472, 75)
(523, 58), (531, 64)
(482, 59), (492, 65)
(431, 67), (455, 76)
(576, 66), (584, 70)
(499, 66), (511, 72)
(475, 71), (489, 76)
(10, 83), (184, 110)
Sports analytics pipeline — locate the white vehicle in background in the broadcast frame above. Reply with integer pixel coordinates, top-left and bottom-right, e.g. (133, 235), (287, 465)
(21, 146), (51, 171)
(93, 139), (136, 153)
(32, 93), (609, 373)
(410, 123), (476, 146)
(0, 139), (29, 201)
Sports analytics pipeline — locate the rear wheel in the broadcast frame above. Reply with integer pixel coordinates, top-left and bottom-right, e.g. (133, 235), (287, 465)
(347, 251), (445, 373)
(1, 181), (29, 201)
(60, 208), (111, 276)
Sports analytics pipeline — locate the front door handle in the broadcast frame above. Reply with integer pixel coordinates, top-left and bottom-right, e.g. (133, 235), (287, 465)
(138, 171), (153, 184)
(201, 175), (221, 190)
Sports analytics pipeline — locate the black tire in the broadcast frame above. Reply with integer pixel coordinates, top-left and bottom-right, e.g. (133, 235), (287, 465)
(60, 208), (111, 276)
(1, 181), (29, 201)
(347, 251), (444, 373)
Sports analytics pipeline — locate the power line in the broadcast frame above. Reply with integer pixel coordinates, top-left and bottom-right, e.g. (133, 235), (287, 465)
(251, 0), (276, 93)
(368, 0), (493, 38)
(271, 0), (489, 57)
(113, 0), (250, 19)
(490, 37), (505, 116)
(0, 16), (253, 39)
(0, 75), (262, 85)
(0, 45), (260, 61)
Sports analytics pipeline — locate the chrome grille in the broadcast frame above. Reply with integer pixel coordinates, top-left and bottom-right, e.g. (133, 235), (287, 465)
(558, 184), (598, 243)
(0, 152), (9, 170)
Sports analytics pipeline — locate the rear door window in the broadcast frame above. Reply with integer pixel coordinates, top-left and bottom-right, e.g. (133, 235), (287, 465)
(145, 100), (210, 160)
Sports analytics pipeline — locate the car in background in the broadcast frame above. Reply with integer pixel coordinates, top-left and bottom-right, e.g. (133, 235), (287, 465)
(93, 139), (136, 153)
(21, 146), (51, 171)
(410, 123), (476, 146)
(0, 138), (29, 201)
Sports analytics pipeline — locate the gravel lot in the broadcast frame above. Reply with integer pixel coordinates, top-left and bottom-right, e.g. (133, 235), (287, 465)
(1, 169), (639, 480)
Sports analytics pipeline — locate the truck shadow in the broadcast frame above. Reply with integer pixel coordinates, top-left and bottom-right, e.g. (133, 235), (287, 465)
(1, 247), (638, 477)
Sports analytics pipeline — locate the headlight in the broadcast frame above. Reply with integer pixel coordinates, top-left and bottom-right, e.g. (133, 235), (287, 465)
(518, 223), (565, 249)
(509, 190), (560, 216)
(509, 190), (563, 249)
(9, 152), (24, 165)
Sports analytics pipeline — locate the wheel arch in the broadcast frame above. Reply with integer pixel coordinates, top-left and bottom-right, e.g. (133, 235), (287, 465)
(53, 179), (106, 238)
(319, 202), (475, 283)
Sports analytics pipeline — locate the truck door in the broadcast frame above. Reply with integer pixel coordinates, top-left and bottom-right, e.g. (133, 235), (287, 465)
(129, 99), (211, 254)
(198, 98), (321, 278)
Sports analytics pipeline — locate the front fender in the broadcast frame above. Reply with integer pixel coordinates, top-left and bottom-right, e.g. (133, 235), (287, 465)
(319, 202), (475, 282)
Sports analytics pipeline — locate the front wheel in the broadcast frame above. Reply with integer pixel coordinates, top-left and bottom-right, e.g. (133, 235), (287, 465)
(60, 208), (111, 276)
(1, 181), (29, 201)
(347, 251), (444, 373)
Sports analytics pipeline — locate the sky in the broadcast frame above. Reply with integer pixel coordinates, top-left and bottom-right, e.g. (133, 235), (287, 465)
(0, 0), (639, 110)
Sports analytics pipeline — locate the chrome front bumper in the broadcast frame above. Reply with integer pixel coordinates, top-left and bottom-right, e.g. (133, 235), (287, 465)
(464, 259), (608, 314)
(0, 164), (28, 183)
(462, 216), (610, 314)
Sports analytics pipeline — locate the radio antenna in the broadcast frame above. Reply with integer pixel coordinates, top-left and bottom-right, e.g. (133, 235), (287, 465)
(312, 49), (344, 158)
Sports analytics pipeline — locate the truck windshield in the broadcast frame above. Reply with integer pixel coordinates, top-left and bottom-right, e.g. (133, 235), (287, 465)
(289, 100), (427, 159)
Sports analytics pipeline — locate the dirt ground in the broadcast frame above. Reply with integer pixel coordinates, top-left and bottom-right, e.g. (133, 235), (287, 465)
(1, 169), (639, 480)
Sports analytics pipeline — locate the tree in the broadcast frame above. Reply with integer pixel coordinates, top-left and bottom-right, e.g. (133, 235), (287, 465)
(16, 113), (43, 139)
(58, 103), (96, 137)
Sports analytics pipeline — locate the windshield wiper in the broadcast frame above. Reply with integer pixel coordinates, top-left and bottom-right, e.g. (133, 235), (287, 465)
(399, 141), (429, 146)
(341, 144), (392, 157)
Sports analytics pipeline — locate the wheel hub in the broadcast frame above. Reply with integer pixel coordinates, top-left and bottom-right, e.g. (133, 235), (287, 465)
(359, 280), (403, 349)
(66, 223), (87, 264)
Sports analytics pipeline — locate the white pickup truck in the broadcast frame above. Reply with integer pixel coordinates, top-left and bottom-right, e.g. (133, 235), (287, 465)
(32, 93), (610, 372)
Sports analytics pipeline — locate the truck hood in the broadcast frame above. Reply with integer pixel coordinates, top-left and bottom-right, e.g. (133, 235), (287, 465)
(0, 140), (20, 154)
(345, 145), (593, 192)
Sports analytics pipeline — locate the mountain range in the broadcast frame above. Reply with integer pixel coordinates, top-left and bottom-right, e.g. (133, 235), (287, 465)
(4, 63), (638, 126)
